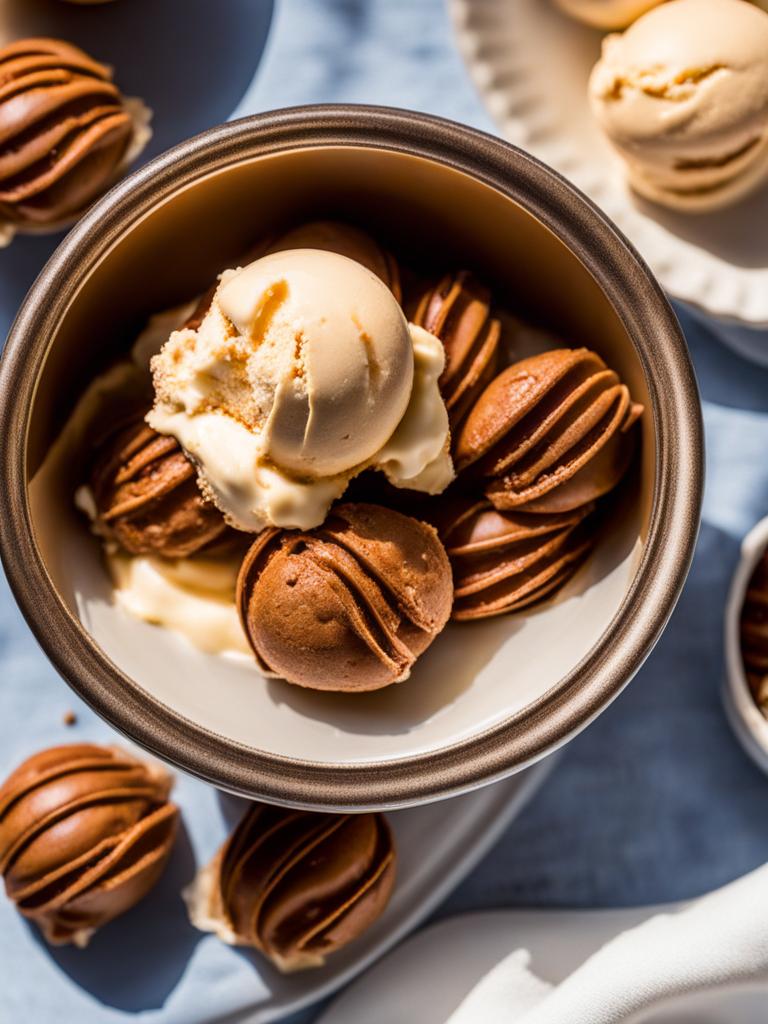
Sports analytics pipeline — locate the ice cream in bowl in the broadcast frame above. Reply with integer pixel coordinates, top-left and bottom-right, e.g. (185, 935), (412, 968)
(146, 247), (452, 533)
(0, 107), (703, 809)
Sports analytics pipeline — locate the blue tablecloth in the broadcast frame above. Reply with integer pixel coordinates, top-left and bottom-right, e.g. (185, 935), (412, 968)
(2, 2), (768, 1021)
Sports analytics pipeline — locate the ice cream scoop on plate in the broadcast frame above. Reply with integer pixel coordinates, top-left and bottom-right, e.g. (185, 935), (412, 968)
(589, 0), (768, 212)
(554, 0), (665, 28)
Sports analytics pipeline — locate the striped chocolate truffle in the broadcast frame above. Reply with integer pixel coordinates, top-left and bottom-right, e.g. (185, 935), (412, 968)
(236, 503), (453, 691)
(0, 37), (135, 227)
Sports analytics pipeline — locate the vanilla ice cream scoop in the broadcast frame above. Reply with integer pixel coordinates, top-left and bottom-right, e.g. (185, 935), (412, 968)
(148, 248), (453, 531)
(554, 0), (664, 29)
(589, 0), (768, 211)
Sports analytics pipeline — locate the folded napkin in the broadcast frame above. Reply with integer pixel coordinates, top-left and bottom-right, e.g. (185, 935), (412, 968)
(447, 864), (768, 1023)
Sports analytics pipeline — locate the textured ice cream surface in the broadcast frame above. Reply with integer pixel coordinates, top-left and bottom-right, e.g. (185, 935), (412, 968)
(589, 0), (768, 210)
(554, 0), (664, 29)
(149, 248), (453, 532)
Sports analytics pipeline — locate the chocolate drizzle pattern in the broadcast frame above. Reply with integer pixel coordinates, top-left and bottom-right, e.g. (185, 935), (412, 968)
(216, 803), (395, 971)
(437, 498), (596, 620)
(456, 348), (642, 513)
(413, 270), (501, 428)
(0, 744), (178, 945)
(90, 418), (229, 559)
(236, 503), (453, 691)
(0, 38), (133, 226)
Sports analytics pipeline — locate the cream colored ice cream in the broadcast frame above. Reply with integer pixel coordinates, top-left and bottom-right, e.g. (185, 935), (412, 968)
(148, 248), (453, 532)
(554, 0), (665, 28)
(106, 550), (251, 658)
(589, 0), (768, 211)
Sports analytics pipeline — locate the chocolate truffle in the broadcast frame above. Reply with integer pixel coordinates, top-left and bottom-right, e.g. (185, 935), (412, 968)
(186, 803), (395, 971)
(412, 270), (501, 428)
(0, 744), (178, 946)
(437, 498), (595, 619)
(0, 38), (142, 230)
(456, 348), (643, 513)
(236, 503), (453, 691)
(741, 548), (768, 714)
(90, 417), (229, 559)
(267, 220), (402, 302)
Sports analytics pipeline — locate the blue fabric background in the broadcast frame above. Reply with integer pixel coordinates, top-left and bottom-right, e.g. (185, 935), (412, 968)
(2, 1), (768, 1021)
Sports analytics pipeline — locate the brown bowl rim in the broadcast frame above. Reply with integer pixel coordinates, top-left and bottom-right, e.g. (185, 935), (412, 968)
(0, 105), (703, 810)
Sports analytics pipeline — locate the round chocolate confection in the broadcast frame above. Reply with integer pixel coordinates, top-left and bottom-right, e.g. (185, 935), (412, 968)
(0, 38), (134, 228)
(90, 417), (229, 559)
(267, 220), (402, 303)
(0, 744), (178, 946)
(455, 348), (643, 514)
(210, 803), (395, 971)
(437, 497), (596, 620)
(236, 503), (453, 691)
(741, 548), (768, 712)
(412, 270), (501, 429)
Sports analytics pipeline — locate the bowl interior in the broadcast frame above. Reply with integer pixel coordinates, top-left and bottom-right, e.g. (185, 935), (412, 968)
(26, 144), (654, 766)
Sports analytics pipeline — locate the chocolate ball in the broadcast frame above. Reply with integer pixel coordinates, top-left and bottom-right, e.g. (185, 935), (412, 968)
(187, 803), (395, 971)
(741, 548), (768, 713)
(456, 348), (643, 514)
(90, 417), (229, 559)
(0, 38), (138, 229)
(412, 270), (501, 428)
(236, 503), (453, 691)
(0, 744), (178, 946)
(436, 497), (595, 619)
(267, 220), (402, 303)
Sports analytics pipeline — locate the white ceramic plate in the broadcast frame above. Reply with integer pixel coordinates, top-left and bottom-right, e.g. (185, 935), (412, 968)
(318, 905), (768, 1023)
(209, 761), (553, 1023)
(449, 0), (768, 330)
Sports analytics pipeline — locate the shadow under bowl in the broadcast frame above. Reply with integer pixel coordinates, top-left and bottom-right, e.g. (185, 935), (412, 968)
(0, 106), (703, 810)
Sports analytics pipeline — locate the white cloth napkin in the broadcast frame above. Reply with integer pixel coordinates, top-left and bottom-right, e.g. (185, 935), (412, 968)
(447, 865), (768, 1023)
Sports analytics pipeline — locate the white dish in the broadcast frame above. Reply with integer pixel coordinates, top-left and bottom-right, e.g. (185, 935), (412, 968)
(318, 905), (768, 1023)
(449, 0), (768, 355)
(723, 515), (768, 774)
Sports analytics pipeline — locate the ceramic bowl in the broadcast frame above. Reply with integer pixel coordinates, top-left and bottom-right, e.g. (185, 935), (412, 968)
(724, 516), (768, 773)
(0, 106), (703, 810)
